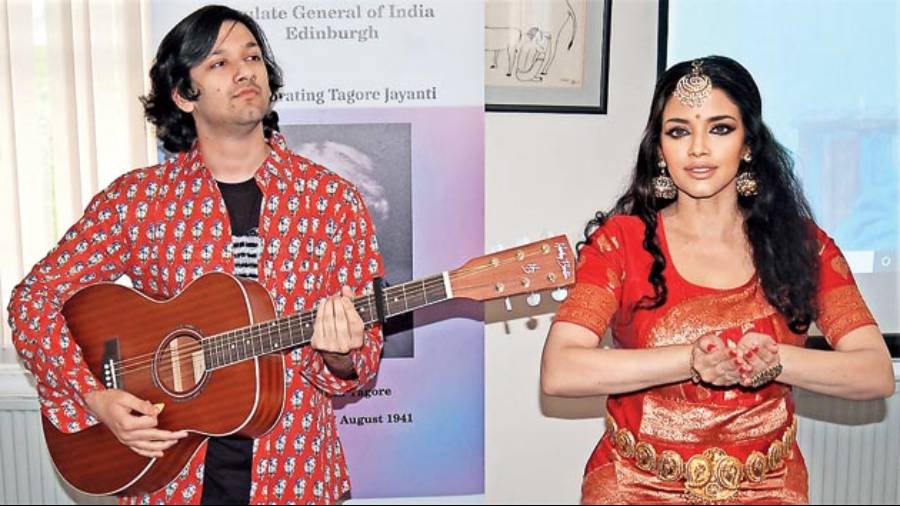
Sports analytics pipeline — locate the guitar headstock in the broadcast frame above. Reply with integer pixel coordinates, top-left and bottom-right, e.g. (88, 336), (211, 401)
(448, 235), (576, 302)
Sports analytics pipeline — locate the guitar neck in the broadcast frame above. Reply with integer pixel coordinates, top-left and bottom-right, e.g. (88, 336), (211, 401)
(202, 235), (576, 370)
(202, 274), (450, 370)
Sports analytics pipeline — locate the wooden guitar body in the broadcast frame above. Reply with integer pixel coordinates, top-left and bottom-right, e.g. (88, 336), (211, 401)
(44, 273), (285, 496)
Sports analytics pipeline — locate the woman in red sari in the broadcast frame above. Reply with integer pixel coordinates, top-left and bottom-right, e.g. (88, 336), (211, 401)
(541, 56), (895, 505)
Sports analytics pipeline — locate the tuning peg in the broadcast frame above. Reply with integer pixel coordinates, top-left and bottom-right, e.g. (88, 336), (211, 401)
(504, 297), (513, 311)
(526, 292), (541, 307)
(551, 287), (569, 302)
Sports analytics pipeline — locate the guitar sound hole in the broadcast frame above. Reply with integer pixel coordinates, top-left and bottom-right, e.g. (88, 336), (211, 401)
(155, 330), (208, 397)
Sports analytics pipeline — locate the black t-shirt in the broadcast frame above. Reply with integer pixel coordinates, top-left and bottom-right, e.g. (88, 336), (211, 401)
(200, 178), (263, 505)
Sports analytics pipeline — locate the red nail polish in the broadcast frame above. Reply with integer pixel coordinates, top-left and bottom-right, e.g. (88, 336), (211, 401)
(752, 345), (760, 352)
(705, 343), (716, 352)
(728, 350), (738, 358)
(744, 351), (754, 360)
(733, 359), (742, 367)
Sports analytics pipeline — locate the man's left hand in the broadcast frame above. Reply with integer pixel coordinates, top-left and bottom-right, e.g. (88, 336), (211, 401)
(311, 286), (364, 378)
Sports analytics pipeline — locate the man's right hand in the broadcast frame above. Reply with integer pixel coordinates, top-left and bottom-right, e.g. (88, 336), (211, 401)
(84, 390), (188, 458)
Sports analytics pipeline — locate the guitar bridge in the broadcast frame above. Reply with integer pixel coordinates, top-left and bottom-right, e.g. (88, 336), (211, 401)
(101, 339), (122, 389)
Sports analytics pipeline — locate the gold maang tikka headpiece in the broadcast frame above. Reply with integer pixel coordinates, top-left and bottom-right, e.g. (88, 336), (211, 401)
(673, 60), (712, 108)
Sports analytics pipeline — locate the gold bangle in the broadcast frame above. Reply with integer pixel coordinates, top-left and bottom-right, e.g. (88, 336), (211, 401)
(749, 363), (783, 388)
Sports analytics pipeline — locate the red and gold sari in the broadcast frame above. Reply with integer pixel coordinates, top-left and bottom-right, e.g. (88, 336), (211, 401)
(555, 214), (876, 504)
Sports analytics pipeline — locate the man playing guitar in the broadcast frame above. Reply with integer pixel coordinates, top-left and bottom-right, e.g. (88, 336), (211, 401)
(7, 5), (383, 504)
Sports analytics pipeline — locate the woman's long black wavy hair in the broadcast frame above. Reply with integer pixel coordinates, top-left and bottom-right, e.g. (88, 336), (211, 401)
(581, 56), (820, 333)
(140, 5), (284, 153)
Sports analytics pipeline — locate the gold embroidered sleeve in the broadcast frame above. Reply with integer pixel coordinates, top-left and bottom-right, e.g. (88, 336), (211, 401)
(556, 222), (625, 338)
(817, 285), (877, 347)
(555, 283), (618, 338)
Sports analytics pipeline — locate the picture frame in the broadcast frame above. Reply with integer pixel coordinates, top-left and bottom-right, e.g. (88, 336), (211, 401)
(485, 0), (612, 114)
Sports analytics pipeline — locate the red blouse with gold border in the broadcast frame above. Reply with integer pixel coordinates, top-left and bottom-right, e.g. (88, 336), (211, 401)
(554, 214), (877, 505)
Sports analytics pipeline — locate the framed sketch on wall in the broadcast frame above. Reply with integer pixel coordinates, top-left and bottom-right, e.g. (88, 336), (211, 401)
(485, 0), (612, 114)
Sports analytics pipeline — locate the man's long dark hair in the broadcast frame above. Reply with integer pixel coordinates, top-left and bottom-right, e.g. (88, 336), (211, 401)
(140, 5), (284, 153)
(581, 56), (819, 333)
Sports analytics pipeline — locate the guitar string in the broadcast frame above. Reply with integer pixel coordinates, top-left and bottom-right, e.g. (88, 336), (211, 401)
(114, 252), (568, 380)
(113, 278), (446, 378)
(112, 275), (447, 372)
(112, 279), (448, 376)
(113, 249), (568, 378)
(111, 249), (569, 378)
(113, 294), (379, 370)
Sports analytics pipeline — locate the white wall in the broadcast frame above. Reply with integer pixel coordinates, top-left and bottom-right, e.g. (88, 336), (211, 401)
(484, 0), (660, 503)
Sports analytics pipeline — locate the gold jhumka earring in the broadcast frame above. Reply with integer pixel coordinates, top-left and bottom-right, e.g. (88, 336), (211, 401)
(736, 152), (760, 197)
(652, 158), (677, 200)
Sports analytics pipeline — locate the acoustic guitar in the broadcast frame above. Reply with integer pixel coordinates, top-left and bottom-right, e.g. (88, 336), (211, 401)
(43, 236), (576, 495)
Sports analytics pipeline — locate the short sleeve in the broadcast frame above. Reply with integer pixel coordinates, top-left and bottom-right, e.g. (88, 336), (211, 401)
(814, 228), (878, 347)
(554, 221), (625, 338)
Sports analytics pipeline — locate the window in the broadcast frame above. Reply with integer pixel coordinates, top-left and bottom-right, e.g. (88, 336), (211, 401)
(1, 0), (150, 352)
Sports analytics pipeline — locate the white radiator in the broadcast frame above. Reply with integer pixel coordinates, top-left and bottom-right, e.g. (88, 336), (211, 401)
(796, 382), (900, 505)
(0, 358), (112, 505)
(0, 404), (76, 505)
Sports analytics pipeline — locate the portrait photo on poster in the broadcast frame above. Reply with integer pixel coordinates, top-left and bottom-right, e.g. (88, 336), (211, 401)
(282, 123), (414, 358)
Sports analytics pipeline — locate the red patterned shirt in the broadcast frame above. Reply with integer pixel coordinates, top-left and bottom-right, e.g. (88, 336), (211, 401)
(7, 132), (384, 504)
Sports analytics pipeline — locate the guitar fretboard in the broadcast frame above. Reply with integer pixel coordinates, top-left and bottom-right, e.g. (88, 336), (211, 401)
(202, 274), (448, 369)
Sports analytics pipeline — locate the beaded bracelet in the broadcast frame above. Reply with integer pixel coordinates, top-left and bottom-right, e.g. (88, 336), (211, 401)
(749, 363), (783, 388)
